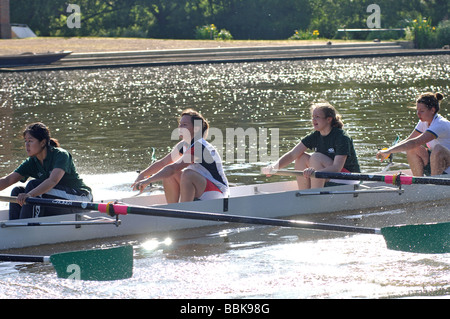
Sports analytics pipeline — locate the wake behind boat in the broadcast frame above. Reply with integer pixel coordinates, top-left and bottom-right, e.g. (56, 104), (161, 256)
(0, 169), (448, 250)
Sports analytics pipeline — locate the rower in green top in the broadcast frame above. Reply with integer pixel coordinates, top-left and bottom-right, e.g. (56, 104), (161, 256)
(262, 102), (360, 189)
(0, 122), (92, 219)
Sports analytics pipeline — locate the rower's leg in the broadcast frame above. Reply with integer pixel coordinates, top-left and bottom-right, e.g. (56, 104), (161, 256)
(179, 169), (207, 202)
(9, 186), (25, 220)
(294, 153), (311, 189)
(430, 144), (450, 175)
(406, 146), (428, 176)
(308, 152), (334, 189)
(162, 170), (182, 203)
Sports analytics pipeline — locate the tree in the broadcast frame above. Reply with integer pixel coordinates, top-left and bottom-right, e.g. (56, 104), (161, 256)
(9, 0), (448, 40)
(211, 0), (311, 39)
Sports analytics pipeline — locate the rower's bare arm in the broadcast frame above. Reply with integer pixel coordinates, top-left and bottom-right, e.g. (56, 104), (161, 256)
(27, 169), (65, 198)
(136, 142), (184, 181)
(390, 131), (434, 153)
(276, 142), (308, 169)
(0, 172), (23, 191)
(377, 130), (434, 160)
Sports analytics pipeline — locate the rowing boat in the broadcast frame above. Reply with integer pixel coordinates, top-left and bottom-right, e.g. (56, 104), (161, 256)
(0, 169), (448, 250)
(0, 51), (72, 68)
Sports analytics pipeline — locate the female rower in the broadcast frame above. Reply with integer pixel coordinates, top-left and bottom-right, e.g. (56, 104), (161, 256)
(262, 102), (360, 189)
(377, 92), (450, 176)
(132, 109), (229, 203)
(0, 122), (92, 219)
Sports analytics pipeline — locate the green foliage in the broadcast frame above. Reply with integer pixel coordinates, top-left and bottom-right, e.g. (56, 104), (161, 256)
(289, 30), (320, 40)
(365, 30), (406, 41)
(404, 17), (450, 49)
(195, 24), (218, 39)
(217, 29), (233, 40)
(408, 17), (438, 48)
(214, 0), (312, 39)
(98, 26), (149, 38)
(195, 24), (233, 40)
(436, 20), (450, 48)
(8, 0), (449, 41)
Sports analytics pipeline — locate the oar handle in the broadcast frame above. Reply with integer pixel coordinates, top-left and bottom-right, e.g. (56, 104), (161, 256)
(0, 196), (124, 214)
(0, 196), (130, 216)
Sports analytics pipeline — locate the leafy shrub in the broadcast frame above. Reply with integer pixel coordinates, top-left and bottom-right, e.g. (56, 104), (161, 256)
(436, 20), (450, 47)
(195, 24), (218, 39)
(407, 17), (437, 48)
(195, 24), (233, 40)
(217, 29), (233, 40)
(289, 29), (319, 40)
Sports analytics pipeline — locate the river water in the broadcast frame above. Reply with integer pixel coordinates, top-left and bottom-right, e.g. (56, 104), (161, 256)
(0, 55), (449, 300)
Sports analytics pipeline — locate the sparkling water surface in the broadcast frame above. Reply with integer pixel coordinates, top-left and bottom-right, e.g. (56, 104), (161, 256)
(0, 55), (449, 299)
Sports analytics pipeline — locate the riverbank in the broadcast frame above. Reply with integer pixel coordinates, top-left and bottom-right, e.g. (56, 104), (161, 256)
(0, 37), (449, 72)
(0, 37), (341, 55)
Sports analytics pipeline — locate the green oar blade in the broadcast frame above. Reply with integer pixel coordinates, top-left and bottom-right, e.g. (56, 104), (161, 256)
(381, 222), (450, 254)
(50, 245), (133, 281)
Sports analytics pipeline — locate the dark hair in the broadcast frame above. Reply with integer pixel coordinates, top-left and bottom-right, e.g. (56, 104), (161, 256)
(180, 109), (209, 137)
(23, 122), (60, 147)
(311, 102), (344, 129)
(416, 92), (444, 113)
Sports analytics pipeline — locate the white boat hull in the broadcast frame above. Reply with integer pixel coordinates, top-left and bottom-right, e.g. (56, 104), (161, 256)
(0, 177), (448, 250)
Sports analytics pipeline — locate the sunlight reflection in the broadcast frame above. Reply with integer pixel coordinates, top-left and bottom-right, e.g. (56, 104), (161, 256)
(141, 237), (173, 251)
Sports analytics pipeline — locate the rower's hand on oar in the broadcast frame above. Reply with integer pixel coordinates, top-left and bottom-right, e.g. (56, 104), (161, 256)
(17, 193), (30, 206)
(261, 165), (276, 176)
(376, 148), (390, 162)
(132, 178), (150, 193)
(303, 168), (316, 179)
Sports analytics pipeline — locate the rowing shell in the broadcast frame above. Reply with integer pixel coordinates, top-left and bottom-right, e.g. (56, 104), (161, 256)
(0, 172), (448, 250)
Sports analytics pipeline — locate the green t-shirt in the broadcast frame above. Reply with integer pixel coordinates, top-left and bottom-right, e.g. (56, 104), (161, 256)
(301, 127), (360, 173)
(14, 147), (91, 192)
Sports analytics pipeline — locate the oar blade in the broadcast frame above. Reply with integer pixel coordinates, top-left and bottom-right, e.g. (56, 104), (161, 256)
(381, 222), (450, 254)
(49, 245), (133, 281)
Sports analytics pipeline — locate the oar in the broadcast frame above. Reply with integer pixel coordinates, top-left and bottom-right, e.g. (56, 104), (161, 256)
(270, 169), (450, 186)
(0, 245), (133, 281)
(1, 196), (448, 254)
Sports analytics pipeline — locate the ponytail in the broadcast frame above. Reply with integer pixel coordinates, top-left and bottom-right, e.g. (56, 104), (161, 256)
(49, 138), (60, 147)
